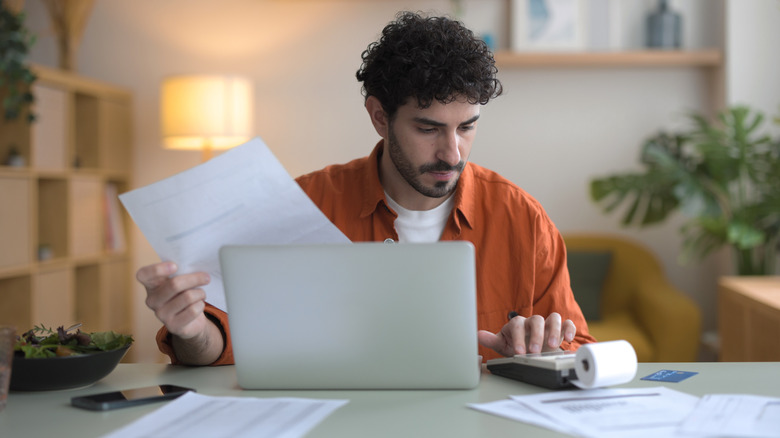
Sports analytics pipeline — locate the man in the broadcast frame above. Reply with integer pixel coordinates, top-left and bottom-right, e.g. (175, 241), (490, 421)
(138, 11), (596, 366)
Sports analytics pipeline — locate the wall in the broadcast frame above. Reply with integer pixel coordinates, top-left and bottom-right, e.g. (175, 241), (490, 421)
(20, 0), (776, 362)
(726, 0), (780, 121)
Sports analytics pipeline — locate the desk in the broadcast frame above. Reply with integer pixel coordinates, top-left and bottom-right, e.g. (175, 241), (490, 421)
(719, 276), (780, 361)
(2, 362), (779, 437)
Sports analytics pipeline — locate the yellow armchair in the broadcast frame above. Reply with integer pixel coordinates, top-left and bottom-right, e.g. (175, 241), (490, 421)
(563, 233), (702, 362)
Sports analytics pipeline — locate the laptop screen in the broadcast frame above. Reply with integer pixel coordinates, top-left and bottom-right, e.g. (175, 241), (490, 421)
(220, 241), (480, 389)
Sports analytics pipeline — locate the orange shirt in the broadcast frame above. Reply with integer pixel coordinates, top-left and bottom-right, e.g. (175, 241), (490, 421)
(157, 142), (595, 364)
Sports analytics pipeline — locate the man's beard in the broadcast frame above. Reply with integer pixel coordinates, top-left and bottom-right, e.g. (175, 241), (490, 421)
(387, 126), (465, 199)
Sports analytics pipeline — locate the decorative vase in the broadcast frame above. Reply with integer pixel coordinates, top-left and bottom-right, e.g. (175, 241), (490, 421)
(41, 0), (95, 71)
(5, 146), (25, 167)
(646, 0), (682, 49)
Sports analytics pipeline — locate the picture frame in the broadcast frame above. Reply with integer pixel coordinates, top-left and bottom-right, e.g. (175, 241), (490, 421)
(510, 0), (587, 52)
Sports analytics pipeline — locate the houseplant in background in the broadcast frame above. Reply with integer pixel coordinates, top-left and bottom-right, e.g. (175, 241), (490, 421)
(0, 0), (36, 122)
(590, 105), (780, 275)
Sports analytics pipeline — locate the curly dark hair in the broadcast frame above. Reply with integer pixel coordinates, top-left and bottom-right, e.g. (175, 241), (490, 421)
(356, 11), (502, 118)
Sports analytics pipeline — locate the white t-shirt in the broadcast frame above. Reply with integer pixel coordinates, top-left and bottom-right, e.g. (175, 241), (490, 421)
(384, 192), (454, 243)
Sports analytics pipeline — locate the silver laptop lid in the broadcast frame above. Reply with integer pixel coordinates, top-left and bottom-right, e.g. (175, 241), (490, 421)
(219, 242), (479, 389)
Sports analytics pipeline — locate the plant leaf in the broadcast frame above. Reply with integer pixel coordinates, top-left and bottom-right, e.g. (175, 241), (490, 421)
(727, 222), (766, 250)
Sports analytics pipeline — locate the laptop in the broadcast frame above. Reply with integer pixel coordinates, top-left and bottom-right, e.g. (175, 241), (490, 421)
(219, 241), (479, 389)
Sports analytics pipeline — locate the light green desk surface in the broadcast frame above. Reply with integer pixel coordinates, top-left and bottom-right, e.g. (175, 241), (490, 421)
(2, 362), (779, 437)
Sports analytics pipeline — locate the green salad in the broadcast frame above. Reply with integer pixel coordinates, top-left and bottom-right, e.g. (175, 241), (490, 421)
(14, 324), (133, 358)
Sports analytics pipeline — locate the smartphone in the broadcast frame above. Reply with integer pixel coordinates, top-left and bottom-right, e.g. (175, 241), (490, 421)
(71, 384), (195, 411)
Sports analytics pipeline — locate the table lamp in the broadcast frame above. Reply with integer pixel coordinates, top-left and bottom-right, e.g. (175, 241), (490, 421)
(161, 75), (254, 161)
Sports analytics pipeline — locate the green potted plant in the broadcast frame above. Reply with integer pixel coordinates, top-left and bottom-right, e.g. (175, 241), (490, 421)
(1, 0), (36, 122)
(590, 105), (780, 275)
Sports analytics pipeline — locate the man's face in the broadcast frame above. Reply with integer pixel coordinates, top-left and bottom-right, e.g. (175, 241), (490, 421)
(383, 97), (480, 207)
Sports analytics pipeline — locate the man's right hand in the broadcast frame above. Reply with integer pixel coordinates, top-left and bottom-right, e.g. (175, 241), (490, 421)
(136, 261), (223, 365)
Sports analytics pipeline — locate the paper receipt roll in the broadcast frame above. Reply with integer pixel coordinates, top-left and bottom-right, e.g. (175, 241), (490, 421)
(571, 340), (638, 389)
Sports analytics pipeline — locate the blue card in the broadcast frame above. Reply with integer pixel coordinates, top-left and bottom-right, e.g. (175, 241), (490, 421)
(641, 369), (698, 383)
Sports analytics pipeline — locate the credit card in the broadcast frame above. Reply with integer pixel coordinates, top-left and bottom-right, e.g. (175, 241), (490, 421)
(641, 369), (698, 383)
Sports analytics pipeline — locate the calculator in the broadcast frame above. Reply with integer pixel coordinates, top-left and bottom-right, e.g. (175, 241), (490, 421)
(486, 350), (578, 389)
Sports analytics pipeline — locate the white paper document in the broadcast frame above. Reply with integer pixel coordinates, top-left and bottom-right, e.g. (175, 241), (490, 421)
(677, 394), (780, 438)
(468, 398), (579, 435)
(119, 137), (350, 311)
(101, 391), (348, 438)
(470, 387), (699, 438)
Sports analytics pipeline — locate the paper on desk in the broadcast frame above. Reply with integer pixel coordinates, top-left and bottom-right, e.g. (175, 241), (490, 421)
(101, 391), (347, 438)
(119, 137), (350, 311)
(468, 399), (579, 435)
(677, 394), (780, 438)
(470, 387), (699, 438)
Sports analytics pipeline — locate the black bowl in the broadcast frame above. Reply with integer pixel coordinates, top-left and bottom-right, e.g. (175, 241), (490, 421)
(10, 344), (131, 391)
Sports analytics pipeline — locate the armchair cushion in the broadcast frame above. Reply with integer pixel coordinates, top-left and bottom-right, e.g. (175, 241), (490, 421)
(566, 251), (612, 321)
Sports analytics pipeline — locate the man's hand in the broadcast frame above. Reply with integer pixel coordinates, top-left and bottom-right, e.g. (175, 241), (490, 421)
(477, 312), (576, 357)
(136, 261), (222, 365)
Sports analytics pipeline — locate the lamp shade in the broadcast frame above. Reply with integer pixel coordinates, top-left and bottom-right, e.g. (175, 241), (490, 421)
(161, 75), (253, 152)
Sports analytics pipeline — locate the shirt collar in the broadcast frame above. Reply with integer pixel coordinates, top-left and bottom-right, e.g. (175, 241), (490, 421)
(359, 141), (389, 219)
(359, 141), (475, 231)
(452, 162), (475, 231)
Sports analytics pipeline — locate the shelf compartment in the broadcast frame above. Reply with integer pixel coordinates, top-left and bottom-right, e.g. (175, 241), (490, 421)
(0, 88), (32, 169)
(74, 93), (100, 170)
(32, 265), (75, 328)
(38, 177), (69, 260)
(73, 94), (132, 174)
(98, 99), (132, 174)
(0, 275), (33, 330)
(74, 259), (131, 333)
(0, 174), (34, 269)
(69, 175), (103, 258)
(102, 259), (131, 332)
(105, 180), (130, 254)
(75, 263), (102, 331)
(31, 83), (70, 171)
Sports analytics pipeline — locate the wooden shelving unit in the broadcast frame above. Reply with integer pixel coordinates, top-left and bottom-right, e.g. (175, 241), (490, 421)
(494, 49), (723, 68)
(0, 64), (133, 342)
